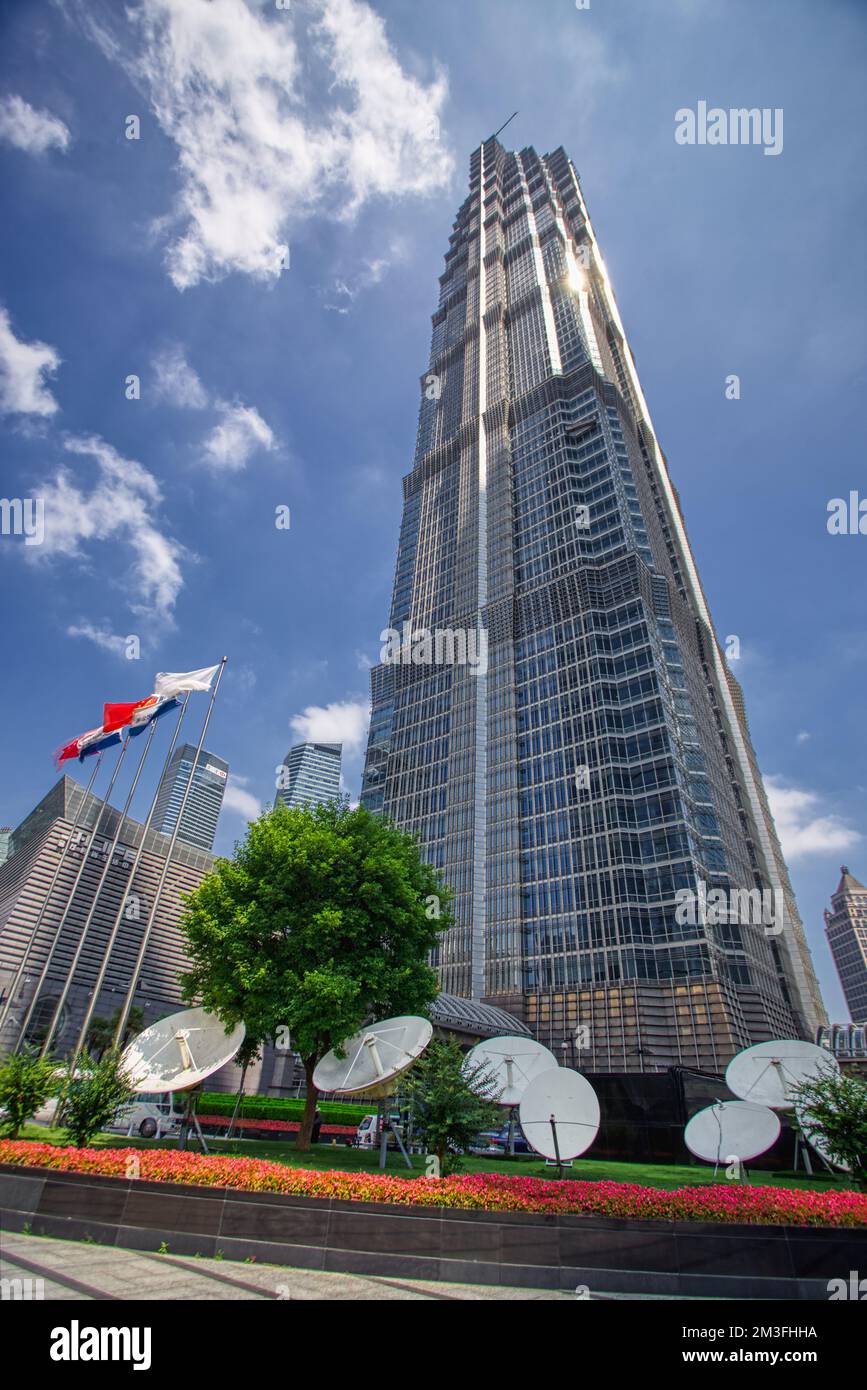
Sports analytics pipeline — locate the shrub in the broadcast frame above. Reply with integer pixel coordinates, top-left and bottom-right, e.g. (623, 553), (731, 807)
(791, 1069), (867, 1189)
(0, 1050), (58, 1139)
(60, 1050), (134, 1149)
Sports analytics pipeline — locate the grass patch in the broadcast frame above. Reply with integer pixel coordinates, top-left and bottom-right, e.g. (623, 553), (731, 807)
(16, 1124), (850, 1192)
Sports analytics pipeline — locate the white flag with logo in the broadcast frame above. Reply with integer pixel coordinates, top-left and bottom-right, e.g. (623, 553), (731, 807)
(153, 664), (220, 701)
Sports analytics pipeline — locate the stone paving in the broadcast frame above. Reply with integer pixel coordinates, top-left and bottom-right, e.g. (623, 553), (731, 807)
(0, 1231), (576, 1301)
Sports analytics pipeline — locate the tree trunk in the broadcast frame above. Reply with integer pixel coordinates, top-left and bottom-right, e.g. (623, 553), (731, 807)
(225, 1060), (248, 1141)
(297, 1058), (318, 1151)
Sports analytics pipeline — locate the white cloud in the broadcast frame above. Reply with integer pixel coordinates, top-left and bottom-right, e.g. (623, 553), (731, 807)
(152, 344), (209, 409)
(74, 0), (452, 289)
(795, 730), (811, 745)
(765, 776), (862, 862)
(0, 94), (70, 155)
(323, 255), (394, 312)
(0, 307), (61, 416)
(201, 401), (275, 472)
(67, 622), (133, 658)
(223, 773), (261, 821)
(34, 434), (186, 623)
(289, 698), (370, 757)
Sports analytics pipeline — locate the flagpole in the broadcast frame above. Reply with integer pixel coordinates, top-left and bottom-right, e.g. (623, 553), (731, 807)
(0, 754), (104, 1041)
(71, 696), (191, 1064)
(38, 716), (162, 1059)
(113, 657), (228, 1047)
(14, 737), (131, 1053)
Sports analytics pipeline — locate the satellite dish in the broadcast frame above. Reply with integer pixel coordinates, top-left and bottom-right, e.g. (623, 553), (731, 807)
(313, 1015), (432, 1099)
(685, 1100), (781, 1165)
(464, 1035), (558, 1106)
(794, 1101), (852, 1172)
(726, 1039), (840, 1110)
(122, 1006), (246, 1093)
(518, 1067), (600, 1161)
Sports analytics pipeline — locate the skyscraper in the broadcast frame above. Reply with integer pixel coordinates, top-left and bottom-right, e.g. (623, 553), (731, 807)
(0, 828), (11, 866)
(277, 742), (342, 810)
(824, 866), (867, 1023)
(152, 744), (228, 853)
(361, 136), (826, 1071)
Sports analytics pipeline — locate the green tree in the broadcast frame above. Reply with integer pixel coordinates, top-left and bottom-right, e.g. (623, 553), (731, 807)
(179, 801), (451, 1149)
(61, 1049), (134, 1149)
(0, 1049), (58, 1139)
(404, 1038), (502, 1175)
(791, 1068), (867, 1189)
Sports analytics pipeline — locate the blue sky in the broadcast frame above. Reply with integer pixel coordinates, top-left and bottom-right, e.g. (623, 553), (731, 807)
(0, 0), (865, 1019)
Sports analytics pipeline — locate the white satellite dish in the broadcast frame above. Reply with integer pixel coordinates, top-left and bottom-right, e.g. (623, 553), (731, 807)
(685, 1100), (781, 1165)
(313, 1015), (432, 1099)
(794, 1101), (852, 1172)
(725, 1039), (840, 1111)
(122, 1006), (246, 1094)
(518, 1067), (600, 1162)
(464, 1035), (558, 1107)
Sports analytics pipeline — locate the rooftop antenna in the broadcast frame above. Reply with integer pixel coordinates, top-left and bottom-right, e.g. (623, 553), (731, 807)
(491, 111), (519, 141)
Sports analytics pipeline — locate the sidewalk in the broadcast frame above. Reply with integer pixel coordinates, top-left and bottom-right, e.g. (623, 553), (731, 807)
(0, 1231), (574, 1301)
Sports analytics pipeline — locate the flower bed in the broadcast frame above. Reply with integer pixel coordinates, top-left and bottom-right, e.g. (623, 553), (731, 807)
(2, 1140), (864, 1228)
(196, 1115), (356, 1138)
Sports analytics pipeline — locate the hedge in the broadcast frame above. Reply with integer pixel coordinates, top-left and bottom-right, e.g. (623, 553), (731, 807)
(196, 1093), (373, 1126)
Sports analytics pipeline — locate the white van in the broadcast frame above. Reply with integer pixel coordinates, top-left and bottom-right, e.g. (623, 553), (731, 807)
(28, 1076), (184, 1139)
(106, 1092), (185, 1139)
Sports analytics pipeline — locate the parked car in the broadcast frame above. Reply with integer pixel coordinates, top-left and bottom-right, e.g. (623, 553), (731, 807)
(473, 1121), (532, 1156)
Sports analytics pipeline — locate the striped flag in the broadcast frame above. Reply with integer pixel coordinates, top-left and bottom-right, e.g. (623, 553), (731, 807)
(54, 726), (122, 767)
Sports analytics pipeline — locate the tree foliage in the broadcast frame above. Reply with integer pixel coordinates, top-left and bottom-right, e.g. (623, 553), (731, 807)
(61, 1049), (134, 1149)
(178, 801), (451, 1148)
(0, 1049), (58, 1139)
(791, 1068), (867, 1189)
(404, 1038), (502, 1175)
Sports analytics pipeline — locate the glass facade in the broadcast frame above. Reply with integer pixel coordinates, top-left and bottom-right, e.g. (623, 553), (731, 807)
(277, 742), (342, 810)
(361, 137), (826, 1071)
(152, 744), (228, 853)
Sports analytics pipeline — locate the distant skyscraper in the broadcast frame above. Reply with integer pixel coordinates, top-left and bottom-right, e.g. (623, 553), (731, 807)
(0, 828), (11, 865)
(152, 744), (228, 853)
(824, 866), (867, 1023)
(278, 743), (342, 810)
(361, 135), (825, 1071)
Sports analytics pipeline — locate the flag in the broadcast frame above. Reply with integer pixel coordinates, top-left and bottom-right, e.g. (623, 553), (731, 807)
(127, 696), (180, 736)
(79, 729), (122, 761)
(54, 726), (121, 767)
(153, 664), (220, 701)
(103, 696), (156, 734)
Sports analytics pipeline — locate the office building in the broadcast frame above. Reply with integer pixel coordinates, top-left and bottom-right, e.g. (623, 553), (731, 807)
(0, 776), (213, 1056)
(0, 828), (11, 866)
(152, 744), (228, 853)
(824, 866), (867, 1023)
(277, 742), (342, 810)
(361, 136), (825, 1070)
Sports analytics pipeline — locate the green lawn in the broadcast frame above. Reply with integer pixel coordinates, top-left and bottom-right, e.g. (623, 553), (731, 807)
(14, 1124), (852, 1192)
